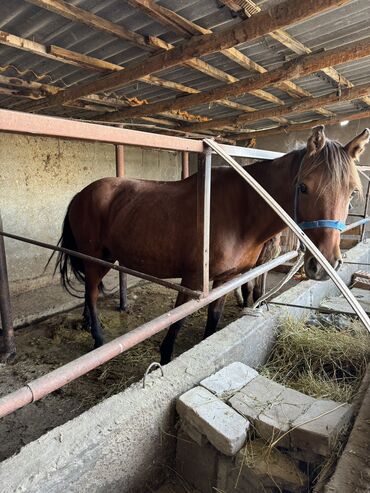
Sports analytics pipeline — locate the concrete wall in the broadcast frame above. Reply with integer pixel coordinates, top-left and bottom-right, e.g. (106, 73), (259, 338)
(0, 132), (181, 293)
(1, 242), (368, 493)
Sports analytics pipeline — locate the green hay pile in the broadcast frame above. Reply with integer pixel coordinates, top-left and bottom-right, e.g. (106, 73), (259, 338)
(261, 315), (370, 402)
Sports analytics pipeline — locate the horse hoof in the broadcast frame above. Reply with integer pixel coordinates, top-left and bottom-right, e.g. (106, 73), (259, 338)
(93, 340), (104, 349)
(0, 350), (16, 364)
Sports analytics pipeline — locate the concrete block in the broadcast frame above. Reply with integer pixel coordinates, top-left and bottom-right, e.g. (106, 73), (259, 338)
(180, 420), (208, 447)
(177, 387), (249, 456)
(200, 362), (258, 399)
(236, 439), (308, 492)
(291, 399), (353, 457)
(176, 428), (218, 493)
(256, 386), (314, 447)
(228, 375), (286, 420)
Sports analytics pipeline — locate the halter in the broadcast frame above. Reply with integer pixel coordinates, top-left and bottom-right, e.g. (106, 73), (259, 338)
(293, 154), (346, 232)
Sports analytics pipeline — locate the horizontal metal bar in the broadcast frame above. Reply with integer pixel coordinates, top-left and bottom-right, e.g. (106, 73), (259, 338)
(343, 217), (370, 232)
(214, 144), (284, 160)
(268, 300), (369, 316)
(205, 138), (370, 334)
(0, 109), (204, 153)
(0, 250), (297, 418)
(0, 230), (200, 299)
(343, 261), (370, 265)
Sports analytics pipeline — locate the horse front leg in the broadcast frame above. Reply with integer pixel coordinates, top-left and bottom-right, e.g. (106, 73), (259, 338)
(160, 276), (198, 365)
(203, 280), (227, 339)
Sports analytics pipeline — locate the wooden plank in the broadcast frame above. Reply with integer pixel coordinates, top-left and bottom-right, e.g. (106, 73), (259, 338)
(23, 0), (351, 111)
(25, 0), (155, 50)
(94, 38), (370, 122)
(180, 81), (370, 133)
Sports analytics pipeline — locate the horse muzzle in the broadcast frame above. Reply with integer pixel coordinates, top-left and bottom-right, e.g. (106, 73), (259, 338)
(304, 255), (342, 281)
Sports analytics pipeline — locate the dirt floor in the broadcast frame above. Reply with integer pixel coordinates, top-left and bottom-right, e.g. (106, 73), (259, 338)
(0, 279), (273, 462)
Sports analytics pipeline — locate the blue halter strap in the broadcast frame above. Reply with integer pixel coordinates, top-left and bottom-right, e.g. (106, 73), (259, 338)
(294, 154), (346, 232)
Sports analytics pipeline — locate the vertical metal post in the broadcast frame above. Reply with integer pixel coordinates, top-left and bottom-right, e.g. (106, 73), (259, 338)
(0, 213), (15, 361)
(181, 151), (189, 179)
(197, 149), (211, 296)
(360, 179), (370, 242)
(115, 134), (128, 312)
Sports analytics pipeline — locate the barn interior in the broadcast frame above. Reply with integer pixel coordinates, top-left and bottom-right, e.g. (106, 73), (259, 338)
(0, 1), (370, 492)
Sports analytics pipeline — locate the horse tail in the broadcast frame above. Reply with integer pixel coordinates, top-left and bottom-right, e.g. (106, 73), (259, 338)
(45, 198), (85, 298)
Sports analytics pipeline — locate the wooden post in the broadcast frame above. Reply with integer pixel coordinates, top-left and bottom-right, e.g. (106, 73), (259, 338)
(115, 134), (128, 312)
(197, 149), (211, 295)
(181, 151), (189, 179)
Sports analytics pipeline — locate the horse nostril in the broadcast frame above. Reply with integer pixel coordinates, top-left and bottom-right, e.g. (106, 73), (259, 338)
(308, 257), (319, 275)
(334, 258), (343, 271)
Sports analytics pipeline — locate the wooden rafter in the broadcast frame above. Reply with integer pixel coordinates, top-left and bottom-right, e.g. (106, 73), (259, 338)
(92, 38), (370, 122)
(232, 109), (370, 139)
(23, 0), (283, 108)
(126, 0), (335, 125)
(21, 0), (352, 112)
(0, 30), (214, 124)
(180, 82), (370, 133)
(220, 0), (370, 107)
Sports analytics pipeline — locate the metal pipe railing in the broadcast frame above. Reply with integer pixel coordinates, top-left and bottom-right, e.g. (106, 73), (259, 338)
(0, 230), (201, 299)
(0, 250), (298, 418)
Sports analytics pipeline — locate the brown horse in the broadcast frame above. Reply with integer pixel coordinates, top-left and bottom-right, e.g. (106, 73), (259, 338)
(235, 233), (282, 307)
(53, 126), (368, 364)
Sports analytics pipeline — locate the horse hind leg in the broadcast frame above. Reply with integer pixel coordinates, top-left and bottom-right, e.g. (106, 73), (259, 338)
(84, 263), (110, 348)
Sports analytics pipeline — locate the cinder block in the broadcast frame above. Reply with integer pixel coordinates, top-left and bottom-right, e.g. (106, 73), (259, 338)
(200, 362), (258, 399)
(180, 419), (208, 447)
(228, 375), (286, 421)
(255, 386), (314, 447)
(177, 386), (249, 456)
(235, 440), (308, 493)
(290, 399), (353, 457)
(176, 428), (218, 493)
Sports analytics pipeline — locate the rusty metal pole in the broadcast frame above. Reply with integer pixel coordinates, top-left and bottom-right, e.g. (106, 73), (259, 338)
(0, 250), (297, 418)
(115, 133), (128, 312)
(0, 213), (15, 362)
(181, 151), (189, 179)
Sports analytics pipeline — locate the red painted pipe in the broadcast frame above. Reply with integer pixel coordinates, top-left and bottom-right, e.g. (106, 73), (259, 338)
(0, 251), (297, 418)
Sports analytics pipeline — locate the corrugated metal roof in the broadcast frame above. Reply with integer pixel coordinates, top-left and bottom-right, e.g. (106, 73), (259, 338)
(0, 0), (369, 138)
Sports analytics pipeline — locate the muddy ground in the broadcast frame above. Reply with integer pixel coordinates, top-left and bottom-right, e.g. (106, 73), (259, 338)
(0, 281), (254, 462)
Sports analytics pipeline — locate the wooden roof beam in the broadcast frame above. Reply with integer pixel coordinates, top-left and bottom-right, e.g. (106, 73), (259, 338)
(92, 38), (370, 122)
(180, 81), (370, 133)
(22, 0), (352, 112)
(127, 0), (327, 116)
(232, 109), (370, 139)
(24, 0), (284, 107)
(222, 0), (370, 107)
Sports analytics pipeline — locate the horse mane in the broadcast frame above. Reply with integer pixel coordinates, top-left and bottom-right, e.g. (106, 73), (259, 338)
(298, 139), (362, 198)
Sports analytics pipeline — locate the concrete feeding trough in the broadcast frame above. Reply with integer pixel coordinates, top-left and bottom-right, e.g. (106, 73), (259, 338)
(0, 242), (369, 492)
(176, 363), (353, 493)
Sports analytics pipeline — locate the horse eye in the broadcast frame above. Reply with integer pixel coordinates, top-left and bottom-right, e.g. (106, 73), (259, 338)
(299, 183), (308, 194)
(351, 190), (358, 198)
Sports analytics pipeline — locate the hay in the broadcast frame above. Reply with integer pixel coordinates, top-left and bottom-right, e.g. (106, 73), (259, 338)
(261, 315), (370, 402)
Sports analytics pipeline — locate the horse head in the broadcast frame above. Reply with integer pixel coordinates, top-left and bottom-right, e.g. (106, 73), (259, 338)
(295, 125), (370, 280)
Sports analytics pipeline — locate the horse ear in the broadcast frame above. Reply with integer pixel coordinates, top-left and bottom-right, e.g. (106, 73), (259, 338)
(344, 129), (370, 161)
(307, 125), (326, 156)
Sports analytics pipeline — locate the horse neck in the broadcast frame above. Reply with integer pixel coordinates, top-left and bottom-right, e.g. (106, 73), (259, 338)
(241, 150), (304, 242)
